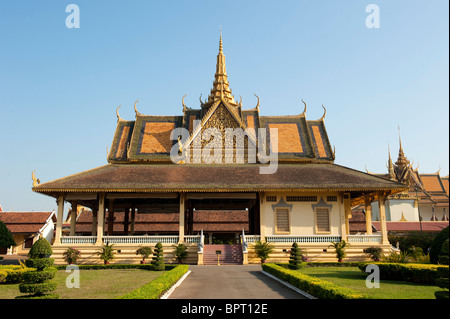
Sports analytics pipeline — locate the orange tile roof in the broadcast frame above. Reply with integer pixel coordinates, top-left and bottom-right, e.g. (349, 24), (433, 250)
(421, 175), (445, 192)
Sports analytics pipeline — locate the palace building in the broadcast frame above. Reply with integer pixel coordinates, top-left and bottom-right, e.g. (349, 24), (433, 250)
(32, 34), (407, 264)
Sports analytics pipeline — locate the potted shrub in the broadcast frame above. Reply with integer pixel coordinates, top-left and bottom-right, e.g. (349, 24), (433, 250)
(254, 240), (274, 263)
(151, 242), (165, 271)
(97, 242), (115, 265)
(174, 243), (188, 264)
(136, 247), (152, 264)
(329, 240), (349, 262)
(363, 246), (382, 261)
(63, 247), (81, 265)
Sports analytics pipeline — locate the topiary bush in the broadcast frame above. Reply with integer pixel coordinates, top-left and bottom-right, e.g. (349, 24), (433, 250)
(17, 238), (58, 299)
(27, 238), (52, 259)
(430, 226), (449, 264)
(288, 242), (304, 270)
(438, 239), (449, 265)
(151, 242), (165, 271)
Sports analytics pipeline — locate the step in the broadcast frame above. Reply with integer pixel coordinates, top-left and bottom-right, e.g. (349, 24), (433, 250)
(202, 244), (243, 265)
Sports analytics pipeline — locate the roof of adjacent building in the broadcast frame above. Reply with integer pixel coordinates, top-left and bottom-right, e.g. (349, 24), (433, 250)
(0, 211), (55, 234)
(33, 163), (407, 194)
(372, 221), (449, 233)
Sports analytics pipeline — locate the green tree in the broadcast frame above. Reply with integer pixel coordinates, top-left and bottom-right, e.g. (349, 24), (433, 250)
(430, 226), (449, 264)
(0, 220), (16, 250)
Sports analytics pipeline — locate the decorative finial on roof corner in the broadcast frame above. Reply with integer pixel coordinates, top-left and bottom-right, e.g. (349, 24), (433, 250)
(254, 93), (260, 111)
(301, 99), (307, 115)
(116, 104), (123, 122)
(134, 99), (141, 116)
(32, 170), (40, 187)
(365, 165), (373, 174)
(182, 93), (189, 111)
(435, 165), (442, 175)
(320, 104), (326, 121)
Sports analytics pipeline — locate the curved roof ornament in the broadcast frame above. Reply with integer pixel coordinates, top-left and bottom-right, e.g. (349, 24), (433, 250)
(254, 93), (260, 111)
(320, 104), (327, 121)
(199, 94), (205, 107)
(435, 165), (442, 175)
(301, 99), (307, 115)
(182, 93), (189, 111)
(32, 170), (40, 187)
(365, 165), (374, 174)
(239, 96), (243, 107)
(116, 104), (123, 122)
(134, 99), (141, 116)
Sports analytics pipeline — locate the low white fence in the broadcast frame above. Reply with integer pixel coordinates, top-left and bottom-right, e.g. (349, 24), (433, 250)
(60, 236), (97, 245)
(347, 235), (382, 244)
(265, 235), (342, 243)
(59, 235), (202, 245)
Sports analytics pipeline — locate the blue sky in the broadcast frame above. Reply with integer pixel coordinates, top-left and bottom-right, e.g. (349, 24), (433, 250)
(0, 0), (448, 212)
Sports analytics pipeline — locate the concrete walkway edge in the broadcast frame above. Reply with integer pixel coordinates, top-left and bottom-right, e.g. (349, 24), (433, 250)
(261, 271), (316, 299)
(161, 270), (192, 299)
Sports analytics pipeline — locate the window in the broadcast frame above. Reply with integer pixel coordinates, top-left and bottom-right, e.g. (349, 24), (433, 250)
(286, 196), (317, 202)
(24, 237), (34, 249)
(315, 208), (330, 233)
(266, 196), (277, 202)
(326, 196), (337, 202)
(275, 208), (290, 233)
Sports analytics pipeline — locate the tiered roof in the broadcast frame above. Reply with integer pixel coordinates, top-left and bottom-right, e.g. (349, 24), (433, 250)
(33, 34), (407, 199)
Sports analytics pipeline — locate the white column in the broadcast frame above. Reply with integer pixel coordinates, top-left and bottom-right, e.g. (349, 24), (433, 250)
(259, 192), (266, 242)
(96, 193), (106, 245)
(179, 193), (185, 243)
(378, 192), (389, 244)
(343, 193), (352, 241)
(54, 194), (65, 245)
(364, 195), (373, 235)
(69, 201), (77, 236)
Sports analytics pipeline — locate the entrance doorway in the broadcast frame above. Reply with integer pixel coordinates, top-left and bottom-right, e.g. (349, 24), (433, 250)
(184, 193), (260, 237)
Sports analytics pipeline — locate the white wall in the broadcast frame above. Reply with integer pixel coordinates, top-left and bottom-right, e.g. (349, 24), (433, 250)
(261, 192), (343, 236)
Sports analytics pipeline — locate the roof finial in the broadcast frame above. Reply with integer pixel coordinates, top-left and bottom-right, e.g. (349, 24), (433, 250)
(301, 99), (307, 115)
(398, 125), (403, 152)
(219, 26), (223, 53)
(134, 99), (141, 116)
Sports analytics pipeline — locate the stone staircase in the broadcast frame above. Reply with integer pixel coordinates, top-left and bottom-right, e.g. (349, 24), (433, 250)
(203, 244), (243, 265)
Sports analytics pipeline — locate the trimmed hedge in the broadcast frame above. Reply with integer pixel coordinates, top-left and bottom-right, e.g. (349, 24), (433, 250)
(120, 265), (189, 299)
(25, 258), (54, 271)
(0, 265), (36, 284)
(22, 267), (57, 283)
(54, 263), (177, 271)
(19, 282), (58, 295)
(261, 263), (365, 299)
(357, 262), (449, 284)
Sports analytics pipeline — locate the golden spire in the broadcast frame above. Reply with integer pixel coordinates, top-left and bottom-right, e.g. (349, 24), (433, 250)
(205, 29), (238, 107)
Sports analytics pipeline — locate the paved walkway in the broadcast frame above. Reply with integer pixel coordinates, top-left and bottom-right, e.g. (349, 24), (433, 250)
(168, 265), (307, 299)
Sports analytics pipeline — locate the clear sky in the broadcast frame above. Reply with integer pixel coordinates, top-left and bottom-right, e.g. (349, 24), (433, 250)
(0, 0), (448, 213)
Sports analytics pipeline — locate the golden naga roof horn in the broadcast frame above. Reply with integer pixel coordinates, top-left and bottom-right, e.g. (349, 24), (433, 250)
(134, 99), (141, 116)
(301, 99), (307, 115)
(32, 170), (40, 187)
(116, 104), (123, 122)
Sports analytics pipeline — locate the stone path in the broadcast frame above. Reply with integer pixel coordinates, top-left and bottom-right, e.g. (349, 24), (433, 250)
(168, 265), (307, 299)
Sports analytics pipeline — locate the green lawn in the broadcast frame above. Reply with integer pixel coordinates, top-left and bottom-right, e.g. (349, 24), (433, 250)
(300, 266), (441, 299)
(0, 269), (166, 299)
